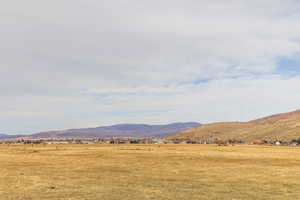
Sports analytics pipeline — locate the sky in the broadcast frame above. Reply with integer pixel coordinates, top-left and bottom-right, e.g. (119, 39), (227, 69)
(1, 0), (300, 134)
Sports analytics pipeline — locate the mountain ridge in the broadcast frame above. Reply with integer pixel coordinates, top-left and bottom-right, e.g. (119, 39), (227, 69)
(30, 122), (201, 138)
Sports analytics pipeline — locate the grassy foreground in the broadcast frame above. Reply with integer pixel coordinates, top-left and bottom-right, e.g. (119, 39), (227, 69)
(1, 144), (300, 200)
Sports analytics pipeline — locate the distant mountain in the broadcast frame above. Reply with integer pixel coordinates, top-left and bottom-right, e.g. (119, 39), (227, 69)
(31, 122), (201, 138)
(0, 133), (20, 139)
(168, 109), (300, 142)
(0, 134), (8, 138)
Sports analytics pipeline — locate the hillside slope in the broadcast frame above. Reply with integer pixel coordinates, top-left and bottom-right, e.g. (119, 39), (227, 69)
(31, 122), (201, 138)
(168, 109), (300, 142)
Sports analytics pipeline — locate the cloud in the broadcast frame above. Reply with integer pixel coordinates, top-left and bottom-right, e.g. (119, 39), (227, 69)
(1, 0), (300, 133)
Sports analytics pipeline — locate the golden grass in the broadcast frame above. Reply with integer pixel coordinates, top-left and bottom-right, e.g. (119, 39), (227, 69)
(1, 144), (300, 200)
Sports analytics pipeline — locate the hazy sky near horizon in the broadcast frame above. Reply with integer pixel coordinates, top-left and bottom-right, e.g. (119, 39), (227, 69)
(1, 0), (300, 134)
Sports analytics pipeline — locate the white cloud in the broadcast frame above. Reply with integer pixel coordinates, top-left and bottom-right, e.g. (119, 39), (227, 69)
(1, 0), (300, 133)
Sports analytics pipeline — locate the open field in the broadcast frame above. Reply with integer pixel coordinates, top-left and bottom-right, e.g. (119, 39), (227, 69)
(1, 144), (300, 200)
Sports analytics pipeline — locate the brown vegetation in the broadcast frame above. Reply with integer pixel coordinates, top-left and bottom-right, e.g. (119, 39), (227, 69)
(168, 109), (300, 142)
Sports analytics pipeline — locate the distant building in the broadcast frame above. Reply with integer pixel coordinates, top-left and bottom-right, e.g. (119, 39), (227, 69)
(275, 141), (281, 146)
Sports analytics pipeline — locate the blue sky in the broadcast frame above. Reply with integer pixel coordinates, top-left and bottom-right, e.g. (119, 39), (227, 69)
(277, 58), (300, 75)
(1, 0), (300, 134)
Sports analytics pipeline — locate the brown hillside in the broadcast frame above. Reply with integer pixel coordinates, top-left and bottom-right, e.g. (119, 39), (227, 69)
(249, 109), (300, 125)
(168, 109), (300, 142)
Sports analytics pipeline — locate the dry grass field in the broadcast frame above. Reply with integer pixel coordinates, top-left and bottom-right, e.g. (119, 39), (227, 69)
(1, 144), (300, 200)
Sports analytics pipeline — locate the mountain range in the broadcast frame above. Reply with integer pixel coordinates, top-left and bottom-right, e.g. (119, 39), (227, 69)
(168, 109), (300, 142)
(0, 133), (21, 139)
(3, 109), (300, 142)
(22, 122), (201, 138)
(0, 134), (8, 138)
